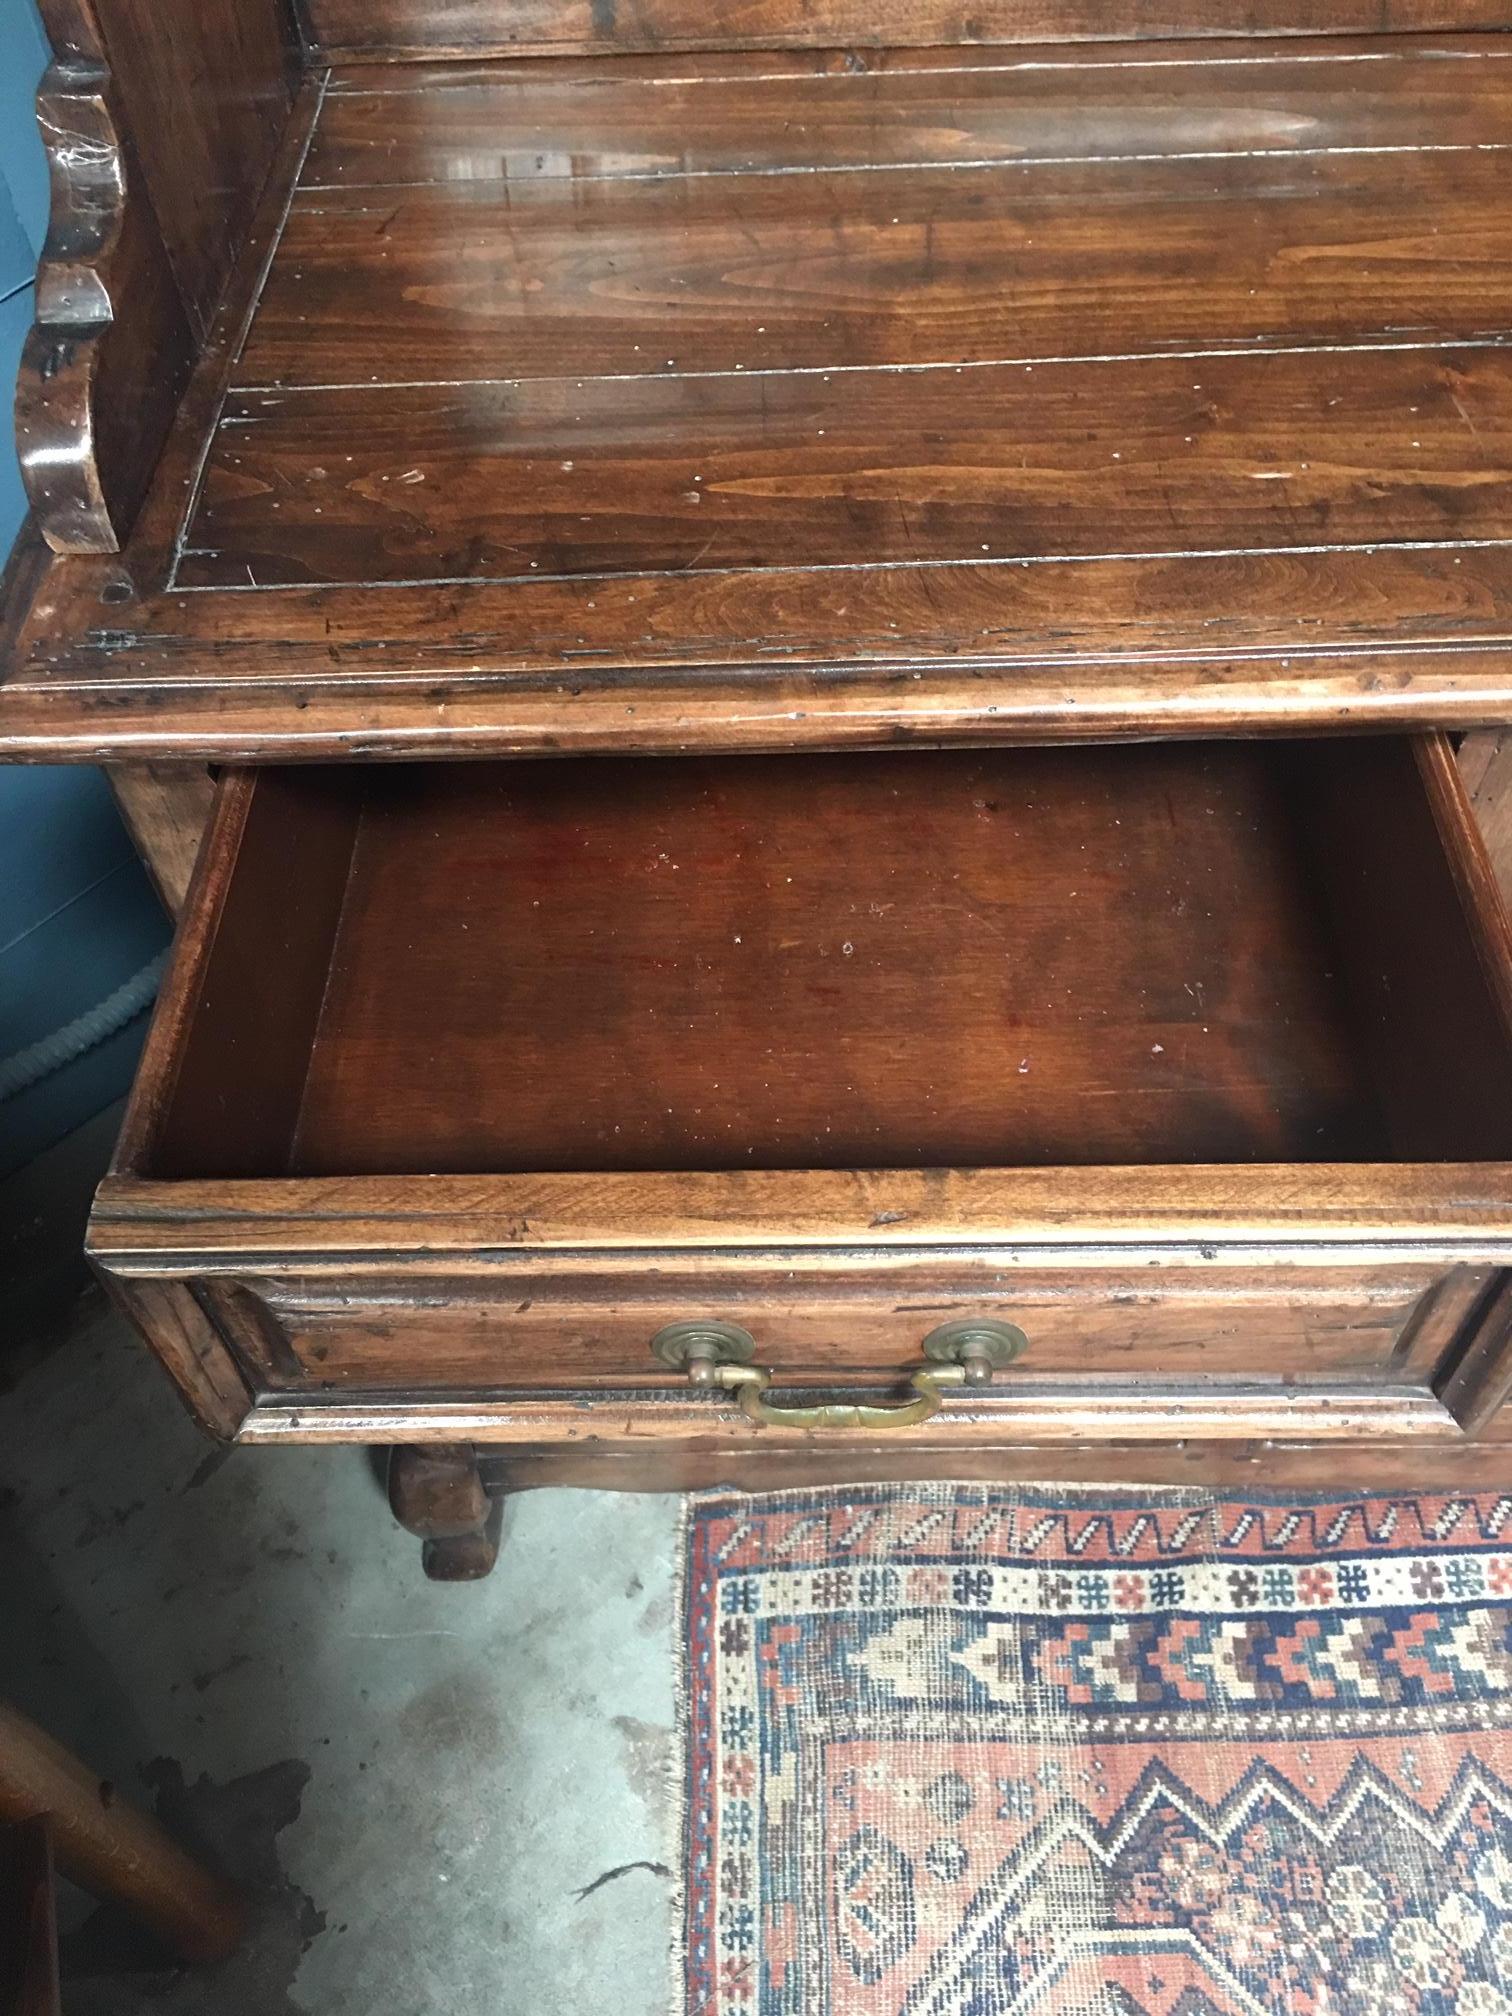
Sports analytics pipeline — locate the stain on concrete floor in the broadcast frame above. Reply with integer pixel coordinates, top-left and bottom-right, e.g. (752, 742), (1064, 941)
(0, 1292), (680, 2014)
(62, 1759), (322, 2016)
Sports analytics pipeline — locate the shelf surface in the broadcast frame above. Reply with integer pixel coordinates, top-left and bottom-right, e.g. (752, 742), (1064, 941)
(9, 35), (1512, 756)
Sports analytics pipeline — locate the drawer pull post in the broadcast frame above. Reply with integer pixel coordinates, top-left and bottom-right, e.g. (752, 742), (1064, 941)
(648, 1316), (1028, 1431)
(921, 1317), (1029, 1384)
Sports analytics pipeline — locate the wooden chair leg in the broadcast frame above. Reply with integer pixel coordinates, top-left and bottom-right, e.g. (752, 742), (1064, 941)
(0, 1704), (244, 1964)
(1, 1818), (61, 2015)
(387, 1443), (502, 1582)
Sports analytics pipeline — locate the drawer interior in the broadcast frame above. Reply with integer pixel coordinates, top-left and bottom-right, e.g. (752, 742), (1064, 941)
(137, 738), (1512, 1180)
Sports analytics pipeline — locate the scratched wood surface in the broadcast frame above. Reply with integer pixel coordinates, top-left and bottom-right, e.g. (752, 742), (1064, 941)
(133, 736), (1512, 1180)
(12, 36), (1512, 752)
(300, 0), (1512, 59)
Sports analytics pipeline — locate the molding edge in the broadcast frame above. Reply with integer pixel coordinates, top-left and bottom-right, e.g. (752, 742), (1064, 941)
(16, 60), (192, 555)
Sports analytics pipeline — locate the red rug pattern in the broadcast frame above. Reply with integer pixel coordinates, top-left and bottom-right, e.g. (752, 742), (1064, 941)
(681, 1485), (1512, 2015)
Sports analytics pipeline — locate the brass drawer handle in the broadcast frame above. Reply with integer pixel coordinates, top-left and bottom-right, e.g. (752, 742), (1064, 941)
(649, 1318), (1027, 1433)
(718, 1361), (951, 1430)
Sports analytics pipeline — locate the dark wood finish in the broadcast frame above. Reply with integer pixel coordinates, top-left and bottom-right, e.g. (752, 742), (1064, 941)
(35, 0), (300, 336)
(246, 161), (1512, 395)
(301, 0), (1512, 60)
(17, 0), (298, 553)
(1293, 735), (1512, 1160)
(466, 1434), (1512, 1494)
(132, 769), (362, 1180)
(131, 742), (1512, 1180)
(1463, 729), (1512, 904)
(85, 735), (1512, 1480)
(17, 61), (192, 554)
(1, 1820), (60, 2016)
(1438, 1274), (1512, 1431)
(0, 1701), (244, 1964)
(308, 41), (1512, 184)
(11, 7), (1512, 1547)
(14, 38), (1512, 751)
(188, 345), (1512, 592)
(106, 763), (215, 914)
(190, 1257), (1491, 1390)
(388, 1444), (503, 1580)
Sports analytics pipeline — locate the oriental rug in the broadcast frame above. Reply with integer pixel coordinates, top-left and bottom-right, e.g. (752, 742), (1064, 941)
(679, 1484), (1512, 2015)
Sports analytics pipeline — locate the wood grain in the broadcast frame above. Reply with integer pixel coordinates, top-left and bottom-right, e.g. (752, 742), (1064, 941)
(86, 735), (1512, 1461)
(1437, 1273), (1512, 1431)
(130, 745), (1436, 1177)
(184, 344), (1512, 590)
(15, 39), (1512, 747)
(460, 1435), (1512, 1493)
(132, 769), (363, 1180)
(15, 542), (1512, 760)
(18, 0), (299, 549)
(17, 62), (192, 553)
(236, 1385), (1467, 1443)
(300, 0), (1512, 60)
(90, 1163), (1512, 1254)
(1291, 734), (1512, 1159)
(106, 763), (215, 913)
(243, 149), (1512, 391)
(120, 742), (1511, 1179)
(1462, 729), (1512, 904)
(37, 0), (298, 337)
(204, 1261), (1463, 1390)
(307, 40), (1512, 186)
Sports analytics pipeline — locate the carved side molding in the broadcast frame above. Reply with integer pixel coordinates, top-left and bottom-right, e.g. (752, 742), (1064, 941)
(16, 60), (193, 554)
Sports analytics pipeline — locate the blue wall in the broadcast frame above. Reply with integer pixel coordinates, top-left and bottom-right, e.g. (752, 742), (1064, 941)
(1, 0), (170, 1180)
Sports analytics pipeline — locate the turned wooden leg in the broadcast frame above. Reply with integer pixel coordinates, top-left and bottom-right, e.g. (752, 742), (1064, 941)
(387, 1443), (502, 1582)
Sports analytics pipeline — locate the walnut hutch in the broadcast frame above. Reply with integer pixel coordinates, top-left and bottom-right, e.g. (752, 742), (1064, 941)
(4, 0), (1512, 1576)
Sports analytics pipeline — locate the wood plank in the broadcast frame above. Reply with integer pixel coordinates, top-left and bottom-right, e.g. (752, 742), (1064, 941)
(11, 540), (1512, 758)
(300, 0), (1512, 62)
(182, 344), (1512, 589)
(274, 747), (1383, 1177)
(213, 1262), (1453, 1388)
(241, 148), (1512, 390)
(88, 1164), (1512, 1254)
(233, 1385), (1465, 1444)
(465, 1433), (1512, 1492)
(305, 40), (1512, 189)
(1292, 734), (1512, 1160)
(17, 62), (193, 554)
(1462, 728), (1512, 903)
(53, 0), (299, 338)
(14, 41), (1512, 754)
(106, 762), (216, 913)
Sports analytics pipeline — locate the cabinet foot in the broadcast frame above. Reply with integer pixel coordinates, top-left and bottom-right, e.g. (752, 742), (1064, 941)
(387, 1444), (501, 1582)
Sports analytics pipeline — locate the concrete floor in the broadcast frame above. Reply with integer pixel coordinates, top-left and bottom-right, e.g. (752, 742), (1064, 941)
(0, 1290), (680, 2013)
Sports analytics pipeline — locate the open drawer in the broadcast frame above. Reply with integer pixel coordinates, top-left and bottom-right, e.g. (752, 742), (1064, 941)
(90, 735), (1512, 1459)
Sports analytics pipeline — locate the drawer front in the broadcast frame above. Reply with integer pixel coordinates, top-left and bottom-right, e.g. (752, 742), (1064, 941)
(198, 1257), (1493, 1413)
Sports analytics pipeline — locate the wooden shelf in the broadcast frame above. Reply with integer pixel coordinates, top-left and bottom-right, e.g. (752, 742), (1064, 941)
(8, 34), (1512, 757)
